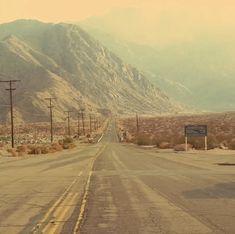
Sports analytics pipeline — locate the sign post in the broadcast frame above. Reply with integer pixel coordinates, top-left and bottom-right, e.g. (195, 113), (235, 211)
(205, 136), (208, 151)
(185, 136), (188, 151)
(185, 125), (208, 151)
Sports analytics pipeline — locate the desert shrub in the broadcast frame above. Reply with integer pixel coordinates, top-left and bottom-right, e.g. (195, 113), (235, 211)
(63, 137), (73, 144)
(170, 135), (185, 146)
(188, 138), (204, 150)
(48, 148), (57, 153)
(159, 142), (171, 149)
(207, 135), (219, 149)
(7, 148), (17, 157)
(41, 146), (49, 154)
(28, 146), (41, 154)
(153, 135), (169, 147)
(58, 139), (64, 145)
(50, 143), (63, 152)
(216, 133), (227, 142)
(136, 134), (154, 145)
(28, 145), (49, 154)
(16, 145), (28, 153)
(174, 144), (193, 151)
(63, 143), (76, 150)
(228, 139), (235, 150)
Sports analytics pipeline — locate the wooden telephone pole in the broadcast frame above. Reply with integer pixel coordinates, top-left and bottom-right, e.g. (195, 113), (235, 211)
(45, 98), (56, 143)
(80, 108), (85, 135)
(136, 113), (139, 136)
(65, 111), (73, 137)
(0, 80), (20, 148)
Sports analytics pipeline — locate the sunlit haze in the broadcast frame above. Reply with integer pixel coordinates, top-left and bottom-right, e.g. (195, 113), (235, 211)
(1, 0), (235, 46)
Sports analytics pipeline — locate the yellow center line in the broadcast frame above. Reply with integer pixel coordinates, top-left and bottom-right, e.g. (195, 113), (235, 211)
(31, 171), (83, 233)
(43, 193), (79, 234)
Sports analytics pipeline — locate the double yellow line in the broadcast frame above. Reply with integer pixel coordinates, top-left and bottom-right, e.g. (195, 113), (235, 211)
(31, 171), (83, 234)
(31, 143), (107, 234)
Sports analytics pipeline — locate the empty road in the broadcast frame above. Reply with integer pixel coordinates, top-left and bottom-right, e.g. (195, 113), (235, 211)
(0, 122), (235, 233)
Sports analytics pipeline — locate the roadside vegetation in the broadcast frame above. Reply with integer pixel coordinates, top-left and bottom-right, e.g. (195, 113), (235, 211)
(0, 118), (109, 157)
(117, 112), (235, 151)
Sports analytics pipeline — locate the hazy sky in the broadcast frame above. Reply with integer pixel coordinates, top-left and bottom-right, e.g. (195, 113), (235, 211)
(1, 0), (235, 46)
(1, 0), (235, 24)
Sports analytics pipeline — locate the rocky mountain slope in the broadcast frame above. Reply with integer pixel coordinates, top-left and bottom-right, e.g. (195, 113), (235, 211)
(0, 20), (180, 122)
(80, 10), (235, 111)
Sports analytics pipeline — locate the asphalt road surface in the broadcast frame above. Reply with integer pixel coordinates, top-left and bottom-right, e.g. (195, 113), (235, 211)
(0, 122), (235, 234)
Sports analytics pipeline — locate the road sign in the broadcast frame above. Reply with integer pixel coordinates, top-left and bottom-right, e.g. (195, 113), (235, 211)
(185, 125), (207, 137)
(184, 125), (208, 151)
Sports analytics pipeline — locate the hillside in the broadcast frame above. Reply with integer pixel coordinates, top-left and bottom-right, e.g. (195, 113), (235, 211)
(0, 20), (180, 122)
(80, 10), (235, 111)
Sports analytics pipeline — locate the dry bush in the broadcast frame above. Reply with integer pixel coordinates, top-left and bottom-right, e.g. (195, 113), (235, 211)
(28, 145), (41, 155)
(50, 143), (63, 152)
(63, 143), (76, 150)
(18, 151), (25, 157)
(207, 135), (219, 149)
(7, 148), (17, 157)
(41, 146), (49, 154)
(16, 145), (28, 154)
(188, 138), (204, 150)
(159, 142), (171, 149)
(136, 134), (154, 146)
(228, 139), (235, 150)
(58, 139), (64, 145)
(174, 144), (193, 151)
(28, 145), (49, 154)
(48, 148), (58, 153)
(63, 137), (73, 144)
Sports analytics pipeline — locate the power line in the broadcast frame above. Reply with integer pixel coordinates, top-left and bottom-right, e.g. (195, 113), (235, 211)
(0, 79), (21, 148)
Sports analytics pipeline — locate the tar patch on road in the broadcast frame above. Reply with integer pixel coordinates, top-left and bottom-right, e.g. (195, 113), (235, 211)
(216, 163), (235, 166)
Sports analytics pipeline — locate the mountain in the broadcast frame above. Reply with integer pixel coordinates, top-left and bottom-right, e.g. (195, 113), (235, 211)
(0, 20), (180, 122)
(75, 29), (192, 104)
(80, 14), (235, 111)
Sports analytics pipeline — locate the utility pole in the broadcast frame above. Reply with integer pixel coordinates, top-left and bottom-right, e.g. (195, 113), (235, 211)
(45, 97), (56, 143)
(136, 113), (139, 136)
(89, 113), (92, 134)
(93, 115), (97, 131)
(80, 108), (85, 135)
(77, 112), (80, 137)
(0, 80), (20, 148)
(64, 111), (73, 137)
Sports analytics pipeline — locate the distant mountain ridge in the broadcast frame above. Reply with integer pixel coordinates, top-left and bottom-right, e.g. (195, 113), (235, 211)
(0, 20), (180, 122)
(80, 11), (235, 111)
